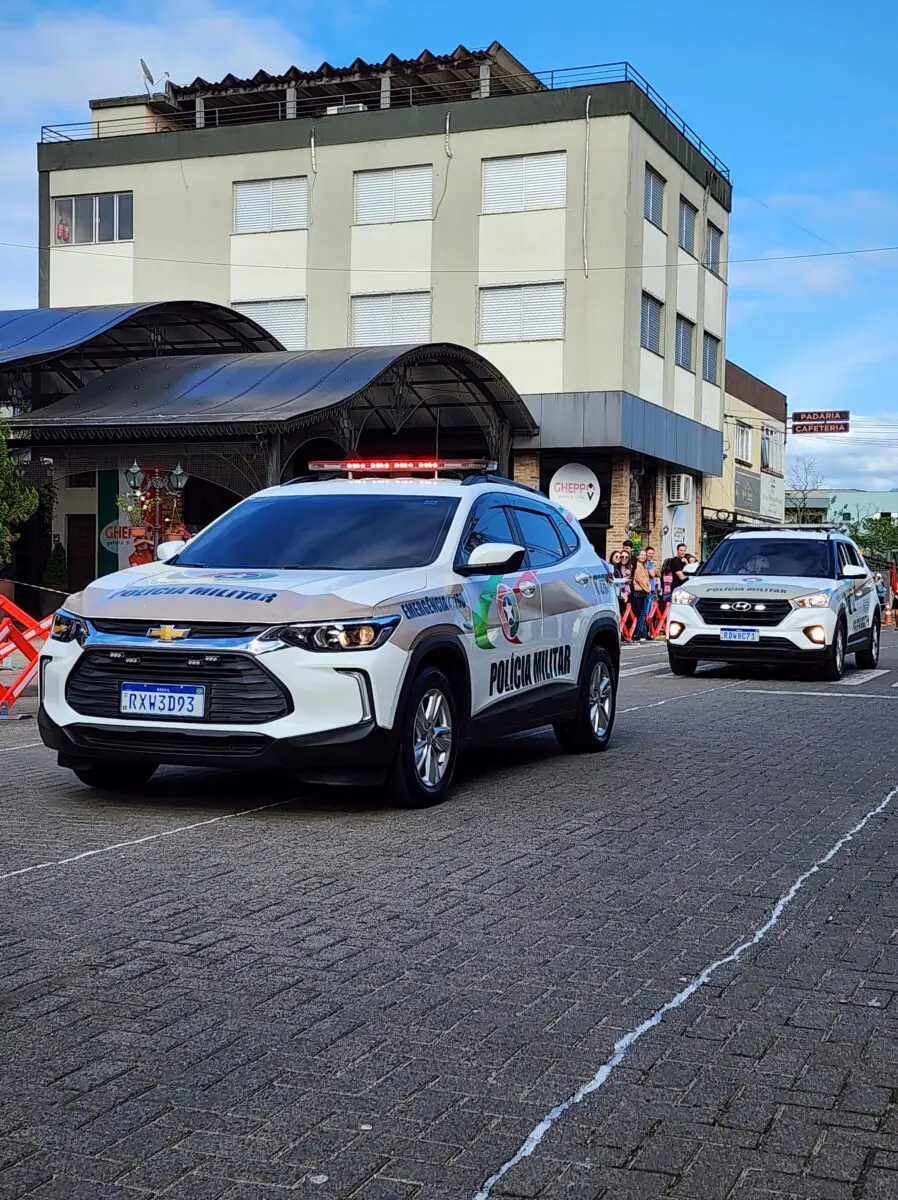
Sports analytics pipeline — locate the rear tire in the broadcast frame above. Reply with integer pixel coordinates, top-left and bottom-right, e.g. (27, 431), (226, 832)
(386, 668), (458, 808)
(856, 614), (881, 670)
(820, 621), (847, 682)
(668, 651), (698, 677)
(71, 762), (158, 791)
(553, 645), (617, 753)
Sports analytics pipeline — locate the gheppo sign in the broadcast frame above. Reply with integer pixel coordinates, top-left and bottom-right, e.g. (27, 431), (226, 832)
(549, 463), (600, 520)
(100, 523), (136, 554)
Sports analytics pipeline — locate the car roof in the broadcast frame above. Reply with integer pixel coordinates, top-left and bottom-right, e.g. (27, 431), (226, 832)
(253, 478), (539, 501)
(725, 528), (848, 541)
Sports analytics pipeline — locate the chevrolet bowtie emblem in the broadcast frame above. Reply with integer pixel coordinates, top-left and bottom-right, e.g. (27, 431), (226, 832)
(148, 625), (190, 642)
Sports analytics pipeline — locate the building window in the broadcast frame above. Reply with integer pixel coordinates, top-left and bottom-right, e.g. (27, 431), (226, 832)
(704, 223), (723, 275)
(354, 166), (433, 225)
(53, 193), (132, 245)
(702, 332), (721, 384)
(350, 292), (432, 346)
(481, 152), (566, 214)
(65, 472), (96, 489)
(761, 425), (784, 475)
(678, 198), (697, 254)
(644, 166), (665, 228)
(675, 315), (695, 370)
(232, 299), (307, 350)
(734, 422), (752, 465)
(640, 292), (663, 355)
(233, 178), (308, 233)
(478, 283), (565, 343)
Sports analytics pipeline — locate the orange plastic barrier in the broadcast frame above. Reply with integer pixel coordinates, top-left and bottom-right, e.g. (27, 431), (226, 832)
(620, 599), (670, 642)
(0, 596), (50, 717)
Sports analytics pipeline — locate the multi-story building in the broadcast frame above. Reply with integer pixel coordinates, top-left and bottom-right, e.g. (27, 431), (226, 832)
(701, 362), (787, 549)
(37, 42), (733, 557)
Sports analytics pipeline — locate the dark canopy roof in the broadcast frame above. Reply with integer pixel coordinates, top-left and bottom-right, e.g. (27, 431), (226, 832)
(9, 343), (537, 446)
(0, 302), (284, 411)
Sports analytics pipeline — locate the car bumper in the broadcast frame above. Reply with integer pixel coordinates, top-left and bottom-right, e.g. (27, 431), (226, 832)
(38, 705), (396, 785)
(666, 603), (834, 663)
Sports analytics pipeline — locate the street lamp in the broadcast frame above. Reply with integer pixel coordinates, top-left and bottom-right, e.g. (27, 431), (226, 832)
(124, 461), (189, 550)
(169, 463), (187, 493)
(125, 461), (144, 491)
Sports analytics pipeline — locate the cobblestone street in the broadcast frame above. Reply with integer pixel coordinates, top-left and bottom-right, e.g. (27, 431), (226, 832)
(2, 639), (898, 1199)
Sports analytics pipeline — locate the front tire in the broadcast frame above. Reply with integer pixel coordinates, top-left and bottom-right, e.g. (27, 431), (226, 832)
(668, 651), (698, 677)
(71, 762), (158, 791)
(856, 614), (881, 669)
(821, 621), (847, 682)
(554, 645), (617, 753)
(387, 668), (458, 808)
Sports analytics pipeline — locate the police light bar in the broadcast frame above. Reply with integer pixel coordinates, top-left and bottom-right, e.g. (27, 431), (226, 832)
(308, 458), (498, 474)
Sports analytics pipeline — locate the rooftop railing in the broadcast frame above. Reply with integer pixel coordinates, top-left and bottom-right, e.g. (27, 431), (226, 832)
(41, 61), (729, 180)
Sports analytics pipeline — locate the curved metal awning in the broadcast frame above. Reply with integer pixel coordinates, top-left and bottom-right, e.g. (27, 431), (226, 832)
(9, 343), (538, 451)
(0, 301), (284, 410)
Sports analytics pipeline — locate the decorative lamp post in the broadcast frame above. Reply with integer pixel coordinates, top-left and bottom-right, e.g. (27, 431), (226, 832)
(123, 461), (189, 550)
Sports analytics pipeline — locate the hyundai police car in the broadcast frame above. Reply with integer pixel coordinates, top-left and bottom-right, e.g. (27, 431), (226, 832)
(666, 526), (880, 680)
(39, 462), (620, 807)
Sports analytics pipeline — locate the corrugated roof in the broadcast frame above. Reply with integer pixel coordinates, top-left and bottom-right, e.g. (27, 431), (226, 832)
(8, 343), (538, 441)
(166, 41), (539, 98)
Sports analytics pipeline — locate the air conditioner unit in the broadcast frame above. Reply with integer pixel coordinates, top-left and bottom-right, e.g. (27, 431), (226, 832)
(325, 103), (368, 115)
(667, 474), (693, 505)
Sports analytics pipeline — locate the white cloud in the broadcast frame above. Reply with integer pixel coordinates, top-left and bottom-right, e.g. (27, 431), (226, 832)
(0, 1), (319, 309)
(730, 249), (855, 299)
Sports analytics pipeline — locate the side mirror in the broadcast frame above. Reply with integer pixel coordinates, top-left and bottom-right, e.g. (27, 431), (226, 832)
(841, 564), (867, 579)
(683, 561), (699, 576)
(156, 540), (185, 563)
(456, 542), (526, 577)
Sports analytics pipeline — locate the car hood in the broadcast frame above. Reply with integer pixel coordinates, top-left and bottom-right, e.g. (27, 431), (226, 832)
(683, 575), (836, 601)
(64, 563), (433, 624)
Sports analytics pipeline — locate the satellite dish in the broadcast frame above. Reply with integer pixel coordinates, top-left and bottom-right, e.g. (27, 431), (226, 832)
(140, 58), (155, 88)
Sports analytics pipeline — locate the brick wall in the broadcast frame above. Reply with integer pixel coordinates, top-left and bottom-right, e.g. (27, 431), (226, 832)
(513, 453), (539, 489)
(605, 456), (630, 553)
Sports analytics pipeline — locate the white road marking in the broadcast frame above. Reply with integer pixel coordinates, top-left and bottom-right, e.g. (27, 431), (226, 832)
(0, 742), (42, 754)
(472, 781), (898, 1200)
(619, 681), (739, 714)
(0, 799), (293, 884)
(620, 662), (670, 678)
(741, 689), (898, 701)
(840, 670), (889, 686)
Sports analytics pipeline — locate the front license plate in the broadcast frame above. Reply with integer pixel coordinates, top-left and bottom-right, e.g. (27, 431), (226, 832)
(120, 683), (206, 718)
(720, 628), (760, 643)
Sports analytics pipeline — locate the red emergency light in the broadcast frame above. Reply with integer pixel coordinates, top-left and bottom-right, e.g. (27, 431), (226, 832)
(308, 458), (498, 474)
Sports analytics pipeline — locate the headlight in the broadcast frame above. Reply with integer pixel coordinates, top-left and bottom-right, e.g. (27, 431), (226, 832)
(794, 593), (831, 609)
(261, 615), (400, 652)
(671, 589), (696, 607)
(50, 610), (88, 645)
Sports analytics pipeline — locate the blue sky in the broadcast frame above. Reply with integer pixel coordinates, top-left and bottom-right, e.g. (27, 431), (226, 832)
(1, 0), (897, 486)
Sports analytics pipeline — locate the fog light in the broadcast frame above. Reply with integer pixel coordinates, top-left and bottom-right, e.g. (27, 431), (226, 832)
(805, 625), (827, 645)
(668, 621), (685, 639)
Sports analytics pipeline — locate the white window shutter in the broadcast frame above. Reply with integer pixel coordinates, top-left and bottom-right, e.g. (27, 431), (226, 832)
(523, 153), (566, 209)
(270, 178), (308, 230)
(482, 157), (525, 214)
(355, 170), (395, 224)
(479, 287), (522, 342)
(351, 294), (393, 345)
(393, 166), (432, 221)
(234, 180), (271, 233)
(521, 283), (565, 339)
(391, 292), (431, 342)
(233, 300), (307, 350)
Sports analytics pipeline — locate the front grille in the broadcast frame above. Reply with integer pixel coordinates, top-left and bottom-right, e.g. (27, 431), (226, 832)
(695, 598), (792, 627)
(90, 618), (269, 639)
(66, 649), (291, 724)
(69, 725), (271, 759)
(685, 635), (800, 656)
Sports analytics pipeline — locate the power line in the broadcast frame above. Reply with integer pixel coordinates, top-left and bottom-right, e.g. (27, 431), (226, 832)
(1, 238), (898, 276)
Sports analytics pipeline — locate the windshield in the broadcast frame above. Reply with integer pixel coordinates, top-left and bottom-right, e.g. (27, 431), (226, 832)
(176, 494), (460, 571)
(700, 537), (834, 580)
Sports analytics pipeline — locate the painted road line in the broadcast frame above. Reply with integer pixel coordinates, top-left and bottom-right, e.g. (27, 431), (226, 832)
(839, 670), (890, 686)
(741, 689), (898, 701)
(619, 680), (739, 714)
(0, 799), (295, 884)
(620, 663), (671, 678)
(0, 742), (42, 754)
(471, 780), (898, 1200)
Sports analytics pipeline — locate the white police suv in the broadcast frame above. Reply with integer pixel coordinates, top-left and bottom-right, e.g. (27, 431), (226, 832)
(39, 463), (620, 807)
(666, 526), (880, 680)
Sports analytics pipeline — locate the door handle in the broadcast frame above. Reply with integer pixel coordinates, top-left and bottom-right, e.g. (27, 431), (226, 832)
(574, 572), (591, 586)
(518, 581), (537, 598)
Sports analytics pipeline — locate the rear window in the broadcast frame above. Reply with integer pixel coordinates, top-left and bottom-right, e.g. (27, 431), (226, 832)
(176, 494), (459, 571)
(701, 537), (834, 580)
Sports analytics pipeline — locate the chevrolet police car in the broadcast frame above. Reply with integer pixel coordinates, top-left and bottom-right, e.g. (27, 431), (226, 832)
(666, 526), (879, 680)
(39, 461), (620, 807)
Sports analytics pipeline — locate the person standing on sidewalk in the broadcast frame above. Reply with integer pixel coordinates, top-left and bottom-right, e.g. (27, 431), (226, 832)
(631, 549), (652, 642)
(661, 543), (689, 602)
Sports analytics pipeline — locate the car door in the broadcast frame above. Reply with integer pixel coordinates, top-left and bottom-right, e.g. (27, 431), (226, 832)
(845, 541), (876, 637)
(454, 495), (543, 716)
(506, 503), (583, 691)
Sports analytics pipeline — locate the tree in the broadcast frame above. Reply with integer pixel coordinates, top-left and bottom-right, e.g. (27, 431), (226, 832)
(0, 421), (39, 566)
(787, 456), (827, 525)
(840, 514), (898, 565)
